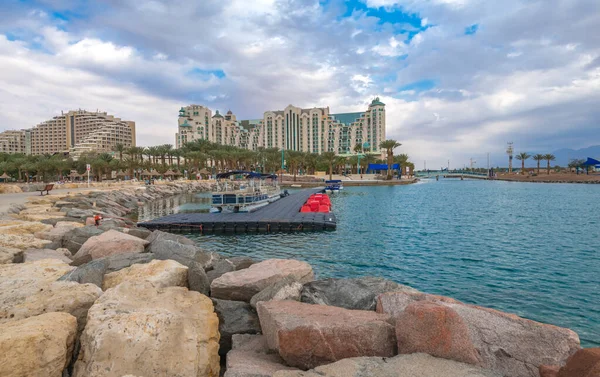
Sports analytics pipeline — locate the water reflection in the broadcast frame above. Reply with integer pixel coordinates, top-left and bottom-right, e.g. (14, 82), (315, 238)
(135, 192), (213, 222)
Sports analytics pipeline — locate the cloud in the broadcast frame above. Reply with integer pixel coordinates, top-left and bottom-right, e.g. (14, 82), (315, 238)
(0, 0), (598, 169)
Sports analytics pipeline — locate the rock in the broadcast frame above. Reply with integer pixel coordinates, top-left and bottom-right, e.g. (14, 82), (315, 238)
(226, 351), (299, 377)
(145, 229), (195, 245)
(59, 252), (155, 288)
(0, 233), (52, 250)
(0, 246), (23, 264)
(23, 248), (72, 263)
(212, 259), (314, 302)
(0, 184), (22, 193)
(0, 220), (52, 235)
(189, 261), (210, 295)
(301, 277), (418, 311)
(540, 365), (560, 377)
(557, 348), (600, 377)
(0, 312), (77, 377)
(97, 218), (128, 229)
(257, 300), (395, 369)
(207, 256), (256, 283)
(212, 298), (261, 356)
(376, 291), (581, 377)
(72, 229), (149, 261)
(85, 217), (96, 226)
(272, 353), (501, 377)
(62, 226), (104, 254)
(395, 301), (481, 365)
(121, 226), (152, 239)
(250, 276), (303, 309)
(40, 217), (83, 226)
(232, 334), (270, 353)
(72, 281), (220, 377)
(35, 223), (81, 243)
(102, 259), (188, 290)
(66, 208), (95, 218)
(149, 238), (220, 270)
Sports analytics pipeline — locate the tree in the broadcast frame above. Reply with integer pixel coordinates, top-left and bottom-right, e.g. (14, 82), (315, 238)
(379, 139), (402, 180)
(515, 152), (531, 175)
(321, 151), (337, 180)
(112, 143), (125, 161)
(544, 154), (556, 175)
(533, 154), (544, 174)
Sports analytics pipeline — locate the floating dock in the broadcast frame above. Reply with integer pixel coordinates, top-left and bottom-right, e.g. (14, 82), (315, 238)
(138, 188), (336, 234)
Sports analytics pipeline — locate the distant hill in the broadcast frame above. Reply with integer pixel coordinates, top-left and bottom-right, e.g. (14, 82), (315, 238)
(551, 146), (600, 167)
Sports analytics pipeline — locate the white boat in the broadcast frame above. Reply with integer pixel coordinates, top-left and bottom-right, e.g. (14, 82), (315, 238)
(325, 180), (343, 194)
(210, 171), (282, 213)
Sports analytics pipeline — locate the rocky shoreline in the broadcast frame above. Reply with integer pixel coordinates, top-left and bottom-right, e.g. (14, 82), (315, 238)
(0, 181), (596, 377)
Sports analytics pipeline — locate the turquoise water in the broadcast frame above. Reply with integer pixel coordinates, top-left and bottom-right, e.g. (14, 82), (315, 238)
(138, 180), (600, 347)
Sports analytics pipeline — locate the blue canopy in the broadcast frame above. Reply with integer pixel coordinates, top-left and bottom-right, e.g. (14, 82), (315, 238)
(367, 163), (399, 170)
(582, 157), (600, 166)
(215, 171), (277, 179)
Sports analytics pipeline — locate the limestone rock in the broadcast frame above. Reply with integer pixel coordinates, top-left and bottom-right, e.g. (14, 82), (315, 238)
(102, 259), (188, 290)
(0, 246), (23, 264)
(0, 184), (21, 193)
(0, 312), (77, 377)
(250, 276), (303, 309)
(272, 353), (501, 377)
(120, 226), (152, 239)
(149, 238), (220, 270)
(62, 226), (104, 254)
(212, 298), (261, 356)
(189, 261), (210, 295)
(540, 365), (560, 377)
(73, 229), (149, 261)
(0, 233), (52, 251)
(145, 229), (195, 245)
(395, 301), (481, 365)
(301, 277), (418, 311)
(35, 223), (81, 243)
(557, 348), (600, 377)
(207, 256), (255, 283)
(59, 252), (155, 288)
(257, 300), (395, 369)
(226, 351), (299, 377)
(72, 281), (220, 377)
(377, 291), (580, 377)
(232, 334), (270, 353)
(212, 259), (314, 302)
(23, 248), (72, 263)
(0, 220), (52, 235)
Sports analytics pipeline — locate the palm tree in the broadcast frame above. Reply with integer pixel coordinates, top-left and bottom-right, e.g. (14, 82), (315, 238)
(353, 143), (363, 154)
(544, 154), (555, 175)
(112, 143), (125, 161)
(379, 139), (402, 180)
(533, 154), (544, 174)
(321, 151), (337, 181)
(515, 152), (531, 175)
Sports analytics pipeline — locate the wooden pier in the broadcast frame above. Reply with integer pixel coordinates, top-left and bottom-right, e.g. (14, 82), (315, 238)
(137, 188), (336, 234)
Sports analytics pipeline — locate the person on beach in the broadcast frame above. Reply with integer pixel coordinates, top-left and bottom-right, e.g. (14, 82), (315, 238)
(94, 214), (103, 226)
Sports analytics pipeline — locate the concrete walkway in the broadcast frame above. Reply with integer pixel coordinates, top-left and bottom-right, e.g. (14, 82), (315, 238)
(0, 187), (108, 215)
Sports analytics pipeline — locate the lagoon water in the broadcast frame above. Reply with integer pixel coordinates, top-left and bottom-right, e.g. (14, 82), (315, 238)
(138, 179), (600, 346)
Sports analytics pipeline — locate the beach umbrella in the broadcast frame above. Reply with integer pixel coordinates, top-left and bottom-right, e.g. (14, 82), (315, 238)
(199, 168), (210, 175)
(150, 169), (160, 176)
(141, 170), (151, 176)
(0, 172), (10, 182)
(116, 171), (127, 177)
(68, 171), (81, 178)
(163, 170), (176, 176)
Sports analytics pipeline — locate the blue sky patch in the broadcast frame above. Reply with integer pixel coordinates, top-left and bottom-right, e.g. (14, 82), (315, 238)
(188, 68), (226, 79)
(465, 24), (479, 35)
(399, 79), (436, 92)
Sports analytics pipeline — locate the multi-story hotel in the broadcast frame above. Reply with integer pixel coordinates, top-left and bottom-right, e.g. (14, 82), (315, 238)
(175, 98), (386, 156)
(0, 110), (136, 159)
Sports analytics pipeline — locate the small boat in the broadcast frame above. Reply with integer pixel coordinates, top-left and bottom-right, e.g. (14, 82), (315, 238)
(210, 171), (281, 213)
(324, 180), (343, 193)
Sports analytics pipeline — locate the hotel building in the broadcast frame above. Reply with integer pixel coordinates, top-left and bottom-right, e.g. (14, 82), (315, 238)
(176, 98), (386, 156)
(0, 110), (136, 159)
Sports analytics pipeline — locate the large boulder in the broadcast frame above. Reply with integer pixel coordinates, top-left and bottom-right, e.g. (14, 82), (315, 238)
(377, 292), (581, 377)
(62, 226), (104, 254)
(148, 238), (220, 270)
(0, 233), (52, 251)
(395, 301), (481, 365)
(72, 229), (149, 262)
(72, 281), (220, 377)
(225, 334), (300, 377)
(0, 312), (78, 377)
(250, 276), (303, 309)
(102, 259), (188, 290)
(212, 298), (261, 356)
(272, 353), (501, 377)
(207, 256), (255, 283)
(23, 248), (72, 263)
(0, 246), (23, 264)
(145, 229), (195, 245)
(189, 261), (210, 295)
(59, 252), (155, 288)
(557, 348), (600, 377)
(301, 277), (419, 311)
(35, 222), (81, 244)
(212, 259), (314, 302)
(257, 300), (396, 369)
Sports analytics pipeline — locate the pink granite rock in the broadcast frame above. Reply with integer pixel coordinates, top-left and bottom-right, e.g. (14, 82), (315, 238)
(257, 300), (396, 370)
(377, 291), (580, 377)
(395, 301), (482, 365)
(211, 259), (313, 302)
(72, 229), (149, 261)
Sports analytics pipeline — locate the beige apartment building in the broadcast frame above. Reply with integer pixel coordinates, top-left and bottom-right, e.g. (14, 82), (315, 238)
(0, 130), (26, 154)
(0, 110), (136, 159)
(176, 98), (386, 156)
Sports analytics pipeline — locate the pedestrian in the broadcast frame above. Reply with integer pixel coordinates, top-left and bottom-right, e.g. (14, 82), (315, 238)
(94, 214), (103, 227)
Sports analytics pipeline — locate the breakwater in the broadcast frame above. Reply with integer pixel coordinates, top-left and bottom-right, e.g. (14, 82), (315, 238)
(0, 180), (596, 377)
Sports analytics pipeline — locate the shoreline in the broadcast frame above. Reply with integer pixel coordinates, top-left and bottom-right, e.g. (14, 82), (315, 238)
(0, 182), (594, 377)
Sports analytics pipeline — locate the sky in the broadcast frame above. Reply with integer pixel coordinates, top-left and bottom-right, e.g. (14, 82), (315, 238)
(0, 0), (599, 169)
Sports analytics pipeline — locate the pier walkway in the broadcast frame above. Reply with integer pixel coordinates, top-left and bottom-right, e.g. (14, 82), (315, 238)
(138, 188), (336, 234)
